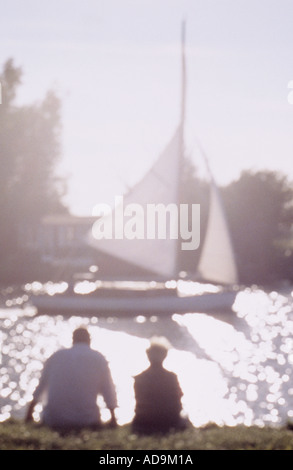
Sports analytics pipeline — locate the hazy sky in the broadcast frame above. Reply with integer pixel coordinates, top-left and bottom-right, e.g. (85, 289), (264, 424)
(1, 0), (293, 215)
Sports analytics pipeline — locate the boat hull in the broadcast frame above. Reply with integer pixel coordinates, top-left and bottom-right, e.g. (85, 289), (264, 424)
(31, 291), (237, 317)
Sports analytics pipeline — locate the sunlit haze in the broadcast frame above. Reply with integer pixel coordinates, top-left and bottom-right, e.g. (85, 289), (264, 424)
(1, 0), (293, 215)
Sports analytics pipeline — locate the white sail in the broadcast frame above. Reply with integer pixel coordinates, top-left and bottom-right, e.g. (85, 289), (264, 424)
(88, 126), (182, 278)
(88, 23), (187, 279)
(197, 175), (238, 285)
(88, 20), (238, 286)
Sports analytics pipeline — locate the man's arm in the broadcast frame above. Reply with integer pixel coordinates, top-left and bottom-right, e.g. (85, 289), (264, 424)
(100, 359), (118, 427)
(24, 357), (51, 423)
(109, 408), (117, 428)
(25, 398), (37, 423)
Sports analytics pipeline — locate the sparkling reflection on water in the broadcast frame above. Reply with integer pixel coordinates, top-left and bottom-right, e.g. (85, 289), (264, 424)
(0, 285), (293, 427)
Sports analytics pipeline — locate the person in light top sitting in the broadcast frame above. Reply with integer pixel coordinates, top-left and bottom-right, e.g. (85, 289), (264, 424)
(25, 327), (118, 430)
(132, 337), (188, 434)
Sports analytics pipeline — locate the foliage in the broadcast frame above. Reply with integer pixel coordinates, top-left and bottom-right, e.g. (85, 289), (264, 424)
(178, 162), (293, 283)
(222, 170), (293, 283)
(1, 420), (293, 450)
(0, 59), (67, 260)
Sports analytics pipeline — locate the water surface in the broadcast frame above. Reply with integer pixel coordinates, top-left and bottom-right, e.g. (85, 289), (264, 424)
(0, 283), (293, 427)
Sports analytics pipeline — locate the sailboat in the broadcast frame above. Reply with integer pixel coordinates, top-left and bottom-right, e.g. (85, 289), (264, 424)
(31, 23), (238, 318)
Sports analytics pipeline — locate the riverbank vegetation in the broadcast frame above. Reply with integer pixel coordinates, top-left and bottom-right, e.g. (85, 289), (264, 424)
(1, 420), (293, 450)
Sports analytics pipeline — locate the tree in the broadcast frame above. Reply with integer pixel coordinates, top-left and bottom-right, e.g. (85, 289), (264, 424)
(0, 59), (67, 268)
(222, 170), (293, 283)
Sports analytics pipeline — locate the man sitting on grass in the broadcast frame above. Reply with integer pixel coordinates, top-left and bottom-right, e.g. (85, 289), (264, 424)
(25, 327), (117, 431)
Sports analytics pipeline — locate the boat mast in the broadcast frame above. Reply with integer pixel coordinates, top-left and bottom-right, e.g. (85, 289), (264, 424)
(180, 20), (186, 137)
(176, 20), (187, 277)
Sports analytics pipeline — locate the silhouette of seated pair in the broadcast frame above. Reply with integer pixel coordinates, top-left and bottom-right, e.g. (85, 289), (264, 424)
(25, 327), (189, 434)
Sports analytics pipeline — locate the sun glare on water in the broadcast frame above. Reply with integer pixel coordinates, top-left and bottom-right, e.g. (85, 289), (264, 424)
(0, 286), (293, 426)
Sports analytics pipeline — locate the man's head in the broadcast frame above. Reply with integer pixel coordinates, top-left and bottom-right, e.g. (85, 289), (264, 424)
(72, 327), (90, 345)
(146, 337), (170, 366)
(147, 344), (168, 365)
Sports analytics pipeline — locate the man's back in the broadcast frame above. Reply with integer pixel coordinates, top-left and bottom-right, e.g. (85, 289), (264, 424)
(33, 343), (117, 429)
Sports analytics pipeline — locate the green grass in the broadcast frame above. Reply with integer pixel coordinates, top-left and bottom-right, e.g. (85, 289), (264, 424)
(1, 420), (293, 450)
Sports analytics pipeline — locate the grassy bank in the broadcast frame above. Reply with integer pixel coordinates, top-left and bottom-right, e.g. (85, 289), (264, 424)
(1, 420), (293, 450)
